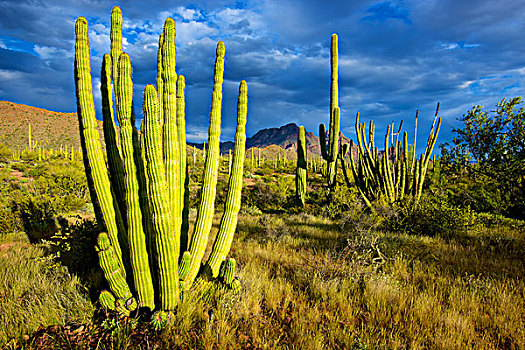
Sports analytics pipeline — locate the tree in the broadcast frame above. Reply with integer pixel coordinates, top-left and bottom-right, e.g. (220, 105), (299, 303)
(441, 97), (525, 218)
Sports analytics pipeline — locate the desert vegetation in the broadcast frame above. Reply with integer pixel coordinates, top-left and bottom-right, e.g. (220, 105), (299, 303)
(0, 5), (524, 350)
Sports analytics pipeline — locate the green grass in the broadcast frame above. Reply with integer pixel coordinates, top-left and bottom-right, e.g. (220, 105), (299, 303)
(0, 231), (94, 346)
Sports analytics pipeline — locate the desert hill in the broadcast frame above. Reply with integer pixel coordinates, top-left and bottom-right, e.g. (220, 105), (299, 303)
(0, 101), (354, 158)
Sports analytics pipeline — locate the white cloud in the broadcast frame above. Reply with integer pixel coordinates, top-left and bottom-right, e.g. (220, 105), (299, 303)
(176, 7), (202, 21)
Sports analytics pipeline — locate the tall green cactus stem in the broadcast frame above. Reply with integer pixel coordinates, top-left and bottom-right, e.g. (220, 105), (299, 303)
(101, 54), (127, 229)
(176, 75), (189, 253)
(74, 17), (125, 274)
(115, 53), (155, 310)
(156, 32), (164, 126)
(416, 104), (441, 201)
(110, 7), (122, 104)
(204, 80), (247, 278)
(161, 19), (182, 264)
(296, 125), (307, 206)
(318, 34), (340, 187)
(142, 84), (179, 310)
(185, 41), (225, 285)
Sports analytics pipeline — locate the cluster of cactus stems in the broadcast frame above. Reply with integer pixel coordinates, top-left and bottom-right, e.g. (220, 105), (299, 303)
(74, 7), (246, 324)
(318, 34), (341, 187)
(346, 105), (441, 208)
(296, 126), (307, 206)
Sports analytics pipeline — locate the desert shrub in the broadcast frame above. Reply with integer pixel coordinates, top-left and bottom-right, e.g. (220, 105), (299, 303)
(10, 161), (27, 173)
(305, 183), (359, 219)
(474, 212), (525, 230)
(0, 204), (22, 235)
(0, 143), (12, 163)
(44, 217), (103, 290)
(243, 174), (294, 212)
(381, 196), (478, 237)
(13, 196), (59, 242)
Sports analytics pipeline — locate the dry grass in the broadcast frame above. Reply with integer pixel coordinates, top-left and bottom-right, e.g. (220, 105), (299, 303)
(154, 213), (524, 349)
(0, 231), (94, 346)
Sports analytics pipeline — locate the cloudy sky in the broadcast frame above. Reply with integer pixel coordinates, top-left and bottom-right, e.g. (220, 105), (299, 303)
(0, 0), (524, 150)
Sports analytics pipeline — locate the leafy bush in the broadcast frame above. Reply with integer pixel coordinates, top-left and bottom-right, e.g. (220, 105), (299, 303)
(381, 196), (478, 237)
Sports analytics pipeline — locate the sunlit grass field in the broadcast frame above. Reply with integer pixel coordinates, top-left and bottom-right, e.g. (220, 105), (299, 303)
(0, 146), (524, 349)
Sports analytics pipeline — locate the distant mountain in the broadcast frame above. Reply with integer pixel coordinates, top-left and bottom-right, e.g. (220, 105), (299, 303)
(190, 122), (354, 157)
(0, 101), (354, 157)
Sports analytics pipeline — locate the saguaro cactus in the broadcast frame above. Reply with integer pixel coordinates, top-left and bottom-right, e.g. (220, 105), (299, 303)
(296, 126), (307, 206)
(74, 7), (247, 322)
(318, 34), (340, 187)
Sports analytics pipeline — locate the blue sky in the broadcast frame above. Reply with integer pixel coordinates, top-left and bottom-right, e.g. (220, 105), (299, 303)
(0, 0), (524, 151)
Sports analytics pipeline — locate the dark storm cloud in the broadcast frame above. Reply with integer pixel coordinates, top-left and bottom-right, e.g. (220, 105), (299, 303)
(0, 0), (524, 147)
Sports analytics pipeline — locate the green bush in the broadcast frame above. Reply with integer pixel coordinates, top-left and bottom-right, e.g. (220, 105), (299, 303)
(381, 196), (478, 238)
(0, 204), (21, 235)
(13, 196), (59, 242)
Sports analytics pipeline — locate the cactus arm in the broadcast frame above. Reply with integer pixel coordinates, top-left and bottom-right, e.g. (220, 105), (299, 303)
(115, 53), (155, 310)
(417, 103), (441, 201)
(74, 17), (126, 273)
(177, 75), (190, 253)
(204, 80), (248, 278)
(96, 232), (134, 306)
(161, 18), (182, 263)
(410, 110), (419, 176)
(156, 32), (164, 126)
(185, 41), (225, 286)
(110, 7), (123, 132)
(101, 54), (127, 230)
(142, 84), (179, 310)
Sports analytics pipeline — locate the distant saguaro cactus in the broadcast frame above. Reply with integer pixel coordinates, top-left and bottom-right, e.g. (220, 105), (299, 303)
(296, 126), (307, 206)
(74, 7), (247, 327)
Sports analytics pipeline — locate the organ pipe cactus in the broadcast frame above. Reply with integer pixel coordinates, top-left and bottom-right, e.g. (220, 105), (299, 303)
(296, 126), (307, 206)
(348, 105), (441, 208)
(74, 7), (247, 321)
(318, 34), (340, 187)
